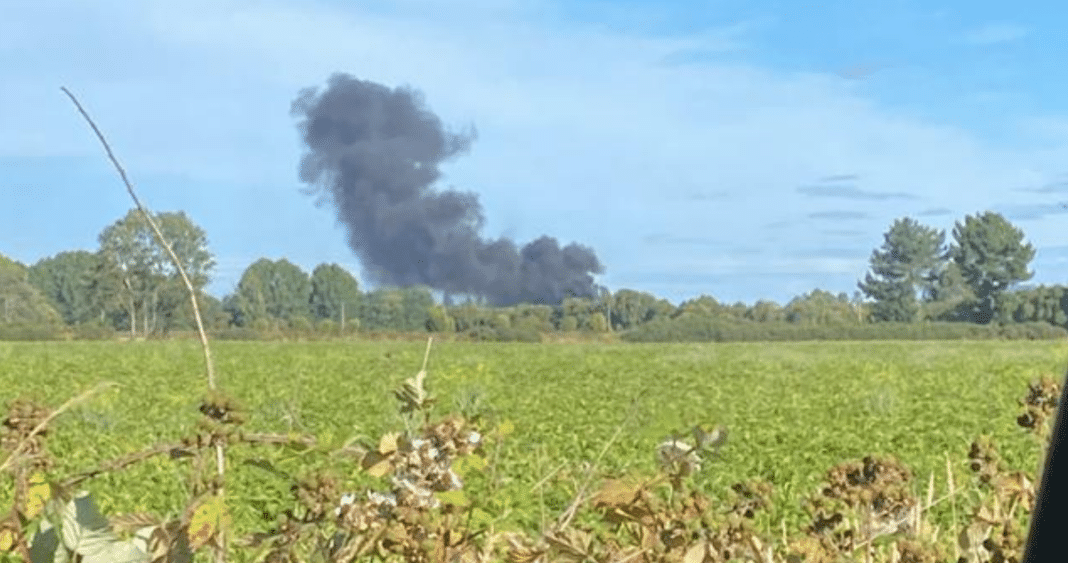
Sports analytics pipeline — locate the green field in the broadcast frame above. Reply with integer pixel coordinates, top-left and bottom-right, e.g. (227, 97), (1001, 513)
(1, 339), (1064, 552)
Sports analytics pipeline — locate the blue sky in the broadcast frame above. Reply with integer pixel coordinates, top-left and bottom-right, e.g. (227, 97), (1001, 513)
(4, 0), (1068, 305)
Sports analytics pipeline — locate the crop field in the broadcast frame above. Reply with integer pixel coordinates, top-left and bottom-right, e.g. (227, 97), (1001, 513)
(1, 338), (1064, 559)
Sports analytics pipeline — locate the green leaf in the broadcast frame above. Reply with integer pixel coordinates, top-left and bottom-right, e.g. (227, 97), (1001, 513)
(27, 518), (59, 563)
(434, 490), (470, 507)
(495, 419), (514, 438)
(77, 535), (148, 563)
(469, 508), (494, 529)
(187, 495), (226, 551)
(70, 494), (110, 532)
(454, 454), (487, 478)
(23, 472), (51, 520)
(29, 494), (148, 563)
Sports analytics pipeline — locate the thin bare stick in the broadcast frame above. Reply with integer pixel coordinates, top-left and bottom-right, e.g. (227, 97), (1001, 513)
(60, 87), (217, 391)
(0, 382), (118, 474)
(62, 441), (191, 488)
(530, 459), (570, 493)
(746, 535), (771, 563)
(554, 399), (638, 532)
(61, 432), (316, 489)
(61, 86), (227, 562)
(421, 336), (434, 372)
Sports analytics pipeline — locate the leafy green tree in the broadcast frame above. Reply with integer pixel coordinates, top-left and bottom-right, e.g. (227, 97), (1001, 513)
(350, 286), (436, 332)
(203, 293), (231, 330)
(610, 289), (673, 330)
(559, 315), (579, 332)
(597, 286), (613, 332)
(83, 250), (126, 327)
(97, 209), (215, 336)
(1040, 287), (1068, 327)
(399, 286), (435, 331)
(849, 291), (870, 323)
(490, 312), (512, 330)
(28, 251), (100, 325)
(727, 301), (748, 319)
(858, 217), (946, 322)
(949, 211), (1035, 323)
(671, 295), (753, 322)
(784, 289), (857, 325)
(288, 316), (312, 334)
(227, 273), (266, 327)
(448, 303), (492, 334)
(309, 263), (361, 328)
(674, 295), (724, 319)
(558, 297), (598, 329)
(426, 305), (455, 332)
(510, 304), (555, 332)
(994, 291), (1022, 325)
(360, 288), (405, 331)
(588, 312), (609, 332)
(861, 279), (917, 323)
(231, 258), (311, 326)
(924, 262), (975, 321)
(1000, 285), (1068, 327)
(97, 213), (154, 336)
(0, 254), (62, 326)
(745, 299), (785, 323)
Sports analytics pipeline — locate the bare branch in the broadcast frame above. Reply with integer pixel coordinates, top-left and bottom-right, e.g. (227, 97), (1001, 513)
(61, 86), (227, 562)
(62, 442), (191, 489)
(59, 86), (217, 391)
(0, 382), (118, 474)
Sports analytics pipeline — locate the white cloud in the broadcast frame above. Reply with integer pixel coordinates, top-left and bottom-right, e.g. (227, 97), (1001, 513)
(670, 255), (867, 277)
(6, 0), (1068, 302)
(960, 23), (1029, 46)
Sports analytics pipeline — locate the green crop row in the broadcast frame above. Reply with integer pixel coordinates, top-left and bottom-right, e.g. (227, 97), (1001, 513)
(0, 339), (1062, 560)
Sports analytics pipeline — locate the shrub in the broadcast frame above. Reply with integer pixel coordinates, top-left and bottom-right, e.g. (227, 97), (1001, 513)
(71, 321), (114, 341)
(0, 323), (63, 341)
(210, 327), (265, 340)
(317, 319), (338, 336)
(621, 318), (1068, 342)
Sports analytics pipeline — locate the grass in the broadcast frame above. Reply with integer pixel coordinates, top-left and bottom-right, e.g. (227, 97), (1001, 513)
(0, 338), (1063, 553)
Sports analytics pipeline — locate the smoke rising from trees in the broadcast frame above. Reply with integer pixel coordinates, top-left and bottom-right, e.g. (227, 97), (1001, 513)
(291, 73), (604, 306)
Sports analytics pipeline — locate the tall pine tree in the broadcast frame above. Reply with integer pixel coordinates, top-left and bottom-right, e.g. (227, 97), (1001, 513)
(858, 217), (947, 322)
(948, 211), (1035, 324)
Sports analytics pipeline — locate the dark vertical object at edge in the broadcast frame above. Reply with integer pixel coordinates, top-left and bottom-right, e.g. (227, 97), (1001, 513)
(1023, 368), (1068, 561)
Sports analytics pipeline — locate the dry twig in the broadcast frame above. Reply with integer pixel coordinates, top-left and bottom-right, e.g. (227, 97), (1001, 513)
(61, 86), (228, 562)
(0, 382), (117, 474)
(60, 87), (217, 390)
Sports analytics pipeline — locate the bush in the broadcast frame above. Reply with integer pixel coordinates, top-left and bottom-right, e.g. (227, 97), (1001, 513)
(426, 306), (454, 332)
(342, 317), (360, 334)
(71, 321), (114, 341)
(494, 327), (543, 343)
(559, 315), (579, 332)
(251, 318), (276, 334)
(317, 319), (338, 336)
(210, 327), (265, 341)
(0, 323), (63, 341)
(463, 325), (500, 342)
(621, 317), (1068, 343)
(288, 317), (312, 333)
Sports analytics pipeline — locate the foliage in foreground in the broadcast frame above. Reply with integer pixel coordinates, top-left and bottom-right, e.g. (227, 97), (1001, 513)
(0, 340), (1061, 562)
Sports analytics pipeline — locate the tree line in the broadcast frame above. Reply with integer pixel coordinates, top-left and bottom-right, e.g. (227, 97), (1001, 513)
(856, 211), (1038, 324)
(2, 208), (1066, 342)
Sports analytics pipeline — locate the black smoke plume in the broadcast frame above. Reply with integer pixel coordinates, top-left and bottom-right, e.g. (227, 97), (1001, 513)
(291, 73), (605, 306)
